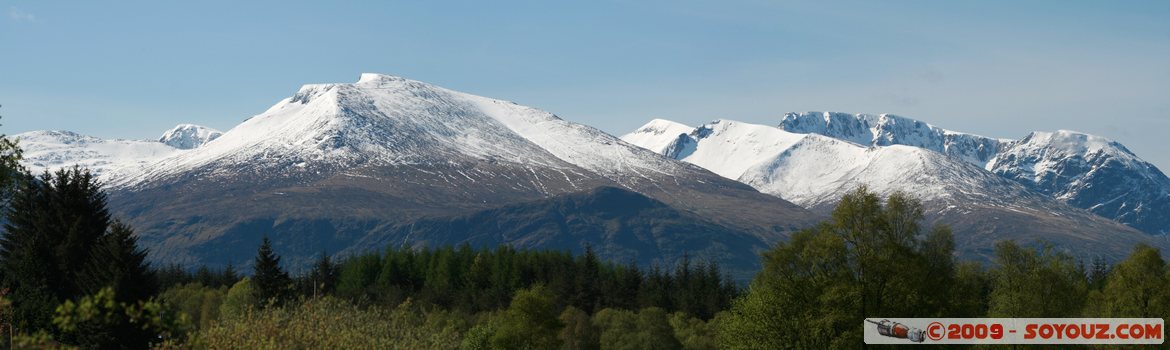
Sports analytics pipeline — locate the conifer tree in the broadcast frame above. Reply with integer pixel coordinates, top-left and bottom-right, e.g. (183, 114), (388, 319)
(308, 250), (338, 297)
(220, 261), (240, 287)
(80, 221), (157, 303)
(0, 110), (22, 207)
(572, 244), (601, 313)
(1, 168), (136, 329)
(252, 236), (291, 306)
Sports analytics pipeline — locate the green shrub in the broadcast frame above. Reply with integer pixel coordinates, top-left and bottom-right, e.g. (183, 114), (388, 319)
(194, 296), (466, 349)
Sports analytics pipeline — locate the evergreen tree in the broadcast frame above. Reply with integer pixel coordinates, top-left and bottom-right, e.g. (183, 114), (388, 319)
(80, 221), (157, 303)
(307, 250), (338, 297)
(0, 110), (22, 207)
(195, 265), (214, 287)
(1, 168), (149, 329)
(252, 236), (291, 307)
(572, 245), (601, 313)
(220, 261), (240, 287)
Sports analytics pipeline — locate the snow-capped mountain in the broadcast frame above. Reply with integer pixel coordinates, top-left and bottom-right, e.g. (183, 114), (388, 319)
(989, 130), (1170, 234)
(14, 130), (179, 177)
(623, 118), (1161, 261)
(778, 112), (1004, 165)
(12, 124), (222, 178)
(776, 112), (1170, 234)
(97, 74), (815, 276)
(158, 124), (223, 149)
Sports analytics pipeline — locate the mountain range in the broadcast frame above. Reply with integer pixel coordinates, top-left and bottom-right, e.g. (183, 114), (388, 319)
(773, 112), (1170, 235)
(10, 74), (1167, 277)
(12, 74), (814, 279)
(622, 117), (1166, 262)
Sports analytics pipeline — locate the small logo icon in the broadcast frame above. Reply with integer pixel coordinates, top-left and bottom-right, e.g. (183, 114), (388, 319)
(866, 319), (927, 343)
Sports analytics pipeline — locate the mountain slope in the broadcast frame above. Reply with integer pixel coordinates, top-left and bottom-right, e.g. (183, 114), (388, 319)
(13, 124), (224, 178)
(98, 74), (816, 275)
(776, 112), (1170, 234)
(14, 130), (181, 177)
(989, 130), (1170, 234)
(622, 119), (1163, 261)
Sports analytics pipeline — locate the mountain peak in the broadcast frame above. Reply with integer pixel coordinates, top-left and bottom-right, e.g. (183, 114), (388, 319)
(158, 124), (223, 149)
(356, 73), (408, 85)
(1021, 130), (1129, 157)
(622, 119), (698, 155)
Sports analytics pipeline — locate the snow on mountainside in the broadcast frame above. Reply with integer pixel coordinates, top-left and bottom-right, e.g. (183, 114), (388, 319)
(622, 119), (695, 154)
(117, 73), (692, 190)
(774, 112), (1170, 235)
(624, 119), (1028, 209)
(159, 124), (222, 149)
(12, 124), (222, 178)
(622, 118), (1163, 261)
(990, 130), (1170, 234)
(778, 112), (1003, 166)
(13, 130), (181, 177)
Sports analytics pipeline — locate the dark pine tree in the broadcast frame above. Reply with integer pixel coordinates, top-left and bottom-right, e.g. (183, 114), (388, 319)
(1, 169), (117, 329)
(0, 109), (23, 208)
(252, 236), (292, 306)
(80, 221), (157, 303)
(572, 244), (601, 313)
(220, 261), (240, 287)
(195, 265), (214, 287)
(307, 250), (338, 297)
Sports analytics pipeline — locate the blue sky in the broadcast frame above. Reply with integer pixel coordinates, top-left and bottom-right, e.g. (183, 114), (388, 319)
(2, 0), (1169, 170)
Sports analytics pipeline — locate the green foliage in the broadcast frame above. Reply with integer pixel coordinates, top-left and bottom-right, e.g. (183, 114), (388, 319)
(80, 221), (157, 303)
(193, 296), (466, 349)
(559, 306), (599, 350)
(669, 311), (716, 350)
(327, 244), (736, 317)
(11, 330), (75, 350)
(0, 168), (157, 330)
(252, 236), (292, 307)
(948, 261), (991, 317)
(336, 252), (382, 302)
(716, 227), (855, 349)
(219, 278), (256, 319)
(717, 187), (957, 349)
(460, 312), (502, 350)
(160, 283), (227, 329)
(593, 307), (682, 350)
(987, 240), (1087, 318)
(1084, 244), (1169, 318)
(490, 285), (564, 350)
(300, 251), (338, 297)
(0, 110), (24, 207)
(155, 263), (241, 291)
(52, 287), (189, 349)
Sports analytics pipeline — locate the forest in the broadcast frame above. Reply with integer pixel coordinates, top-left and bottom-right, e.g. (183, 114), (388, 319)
(1, 121), (1168, 349)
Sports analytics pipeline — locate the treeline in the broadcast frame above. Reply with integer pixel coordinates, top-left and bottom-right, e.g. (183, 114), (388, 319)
(160, 242), (733, 350)
(324, 245), (735, 318)
(153, 240), (736, 320)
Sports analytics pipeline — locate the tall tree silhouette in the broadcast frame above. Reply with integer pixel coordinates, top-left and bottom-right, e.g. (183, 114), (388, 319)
(252, 236), (291, 306)
(1, 168), (155, 329)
